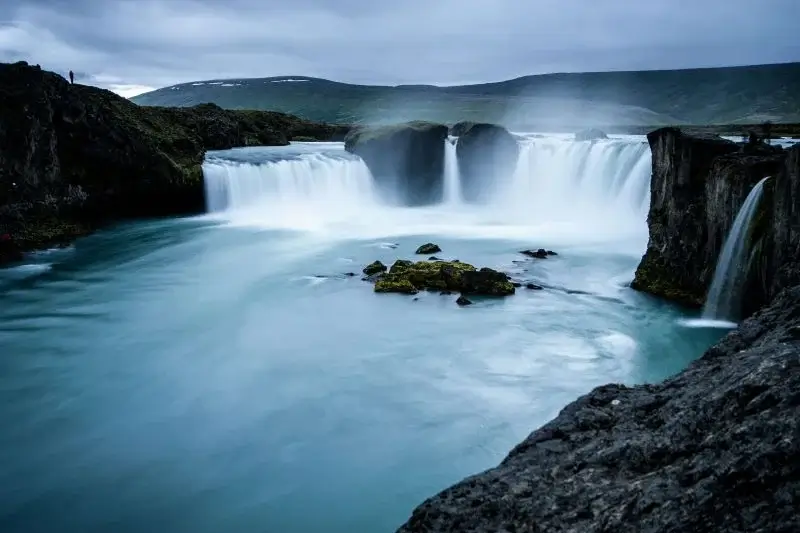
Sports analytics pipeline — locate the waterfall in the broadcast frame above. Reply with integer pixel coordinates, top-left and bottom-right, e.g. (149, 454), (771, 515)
(701, 176), (770, 324)
(442, 136), (462, 205)
(199, 136), (652, 243)
(494, 136), (652, 230)
(202, 146), (377, 229)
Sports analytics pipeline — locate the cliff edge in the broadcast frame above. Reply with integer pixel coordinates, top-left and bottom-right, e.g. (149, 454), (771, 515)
(396, 133), (800, 532)
(631, 127), (789, 311)
(0, 61), (346, 264)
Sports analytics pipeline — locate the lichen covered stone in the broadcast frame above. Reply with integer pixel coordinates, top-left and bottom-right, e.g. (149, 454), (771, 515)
(366, 259), (514, 296)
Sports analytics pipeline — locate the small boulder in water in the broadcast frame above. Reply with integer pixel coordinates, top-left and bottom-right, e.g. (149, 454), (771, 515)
(415, 243), (442, 254)
(526, 283), (544, 290)
(428, 256), (441, 261)
(456, 295), (473, 306)
(344, 272), (356, 277)
(365, 259), (514, 297)
(461, 267), (516, 296)
(362, 260), (387, 276)
(520, 248), (556, 259)
(575, 128), (608, 141)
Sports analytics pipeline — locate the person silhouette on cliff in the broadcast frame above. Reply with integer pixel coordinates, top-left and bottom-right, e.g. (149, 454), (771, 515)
(69, 70), (74, 84)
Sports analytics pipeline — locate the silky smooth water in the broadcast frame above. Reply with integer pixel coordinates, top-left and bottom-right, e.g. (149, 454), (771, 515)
(0, 139), (724, 533)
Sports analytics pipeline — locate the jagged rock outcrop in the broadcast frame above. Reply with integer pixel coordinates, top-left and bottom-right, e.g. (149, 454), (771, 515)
(397, 285), (800, 533)
(630, 127), (786, 309)
(453, 122), (519, 203)
(765, 144), (800, 301)
(344, 121), (448, 205)
(0, 61), (342, 264)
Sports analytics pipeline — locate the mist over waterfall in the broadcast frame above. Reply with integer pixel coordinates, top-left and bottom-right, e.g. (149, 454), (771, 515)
(201, 135), (652, 246)
(443, 137), (462, 205)
(203, 143), (377, 230)
(501, 136), (652, 222)
(700, 176), (771, 325)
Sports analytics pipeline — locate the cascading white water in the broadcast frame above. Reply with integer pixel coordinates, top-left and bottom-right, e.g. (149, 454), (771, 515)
(700, 176), (770, 324)
(494, 136), (652, 233)
(200, 135), (652, 247)
(203, 147), (378, 230)
(442, 136), (462, 205)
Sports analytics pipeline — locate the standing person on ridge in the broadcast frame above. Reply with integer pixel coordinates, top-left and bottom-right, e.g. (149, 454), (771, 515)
(69, 70), (74, 84)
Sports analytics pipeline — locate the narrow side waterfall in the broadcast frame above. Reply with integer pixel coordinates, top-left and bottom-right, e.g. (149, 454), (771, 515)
(442, 136), (462, 205)
(203, 147), (378, 229)
(701, 176), (771, 323)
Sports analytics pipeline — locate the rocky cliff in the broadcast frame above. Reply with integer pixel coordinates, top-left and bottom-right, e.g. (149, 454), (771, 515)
(0, 61), (345, 264)
(396, 130), (800, 532)
(397, 285), (800, 533)
(631, 127), (787, 310)
(453, 122), (519, 203)
(344, 121), (449, 205)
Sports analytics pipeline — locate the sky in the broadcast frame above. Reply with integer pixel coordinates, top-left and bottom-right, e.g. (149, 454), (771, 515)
(1, 0), (799, 98)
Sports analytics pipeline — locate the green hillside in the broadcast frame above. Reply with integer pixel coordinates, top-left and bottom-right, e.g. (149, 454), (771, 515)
(132, 63), (800, 128)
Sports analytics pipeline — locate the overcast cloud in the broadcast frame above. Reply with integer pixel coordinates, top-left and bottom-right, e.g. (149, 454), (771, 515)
(1, 0), (798, 97)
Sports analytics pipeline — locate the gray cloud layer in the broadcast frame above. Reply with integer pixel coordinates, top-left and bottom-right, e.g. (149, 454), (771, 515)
(1, 0), (799, 95)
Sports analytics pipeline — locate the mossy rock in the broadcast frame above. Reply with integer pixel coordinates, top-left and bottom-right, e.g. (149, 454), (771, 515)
(367, 259), (514, 296)
(390, 259), (414, 273)
(363, 260), (387, 276)
(375, 278), (418, 294)
(415, 242), (442, 254)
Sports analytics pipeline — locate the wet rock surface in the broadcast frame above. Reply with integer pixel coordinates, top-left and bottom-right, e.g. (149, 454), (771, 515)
(367, 259), (515, 297)
(397, 285), (800, 533)
(631, 127), (792, 310)
(454, 122), (519, 203)
(344, 121), (449, 205)
(415, 243), (442, 254)
(520, 248), (557, 259)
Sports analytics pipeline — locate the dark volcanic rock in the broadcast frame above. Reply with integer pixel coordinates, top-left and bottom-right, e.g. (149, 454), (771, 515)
(631, 127), (787, 311)
(460, 267), (515, 296)
(0, 61), (340, 264)
(521, 248), (556, 259)
(455, 295), (472, 306)
(574, 128), (608, 141)
(415, 242), (442, 254)
(397, 285), (800, 533)
(344, 121), (448, 205)
(454, 122), (519, 203)
(525, 283), (543, 290)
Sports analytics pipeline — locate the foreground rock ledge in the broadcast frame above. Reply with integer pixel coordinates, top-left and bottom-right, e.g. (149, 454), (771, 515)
(397, 285), (800, 533)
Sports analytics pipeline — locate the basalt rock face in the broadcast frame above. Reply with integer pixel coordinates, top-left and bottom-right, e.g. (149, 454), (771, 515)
(766, 145), (800, 302)
(630, 127), (786, 308)
(397, 285), (800, 533)
(0, 61), (339, 263)
(344, 121), (448, 205)
(454, 122), (519, 203)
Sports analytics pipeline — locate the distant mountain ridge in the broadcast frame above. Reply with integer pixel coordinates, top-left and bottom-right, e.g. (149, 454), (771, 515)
(132, 62), (800, 128)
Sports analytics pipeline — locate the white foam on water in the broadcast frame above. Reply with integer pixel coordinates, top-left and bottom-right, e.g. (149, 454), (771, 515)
(201, 135), (653, 254)
(678, 318), (738, 329)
